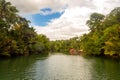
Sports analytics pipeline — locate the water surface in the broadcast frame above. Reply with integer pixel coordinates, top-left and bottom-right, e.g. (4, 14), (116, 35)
(0, 53), (120, 80)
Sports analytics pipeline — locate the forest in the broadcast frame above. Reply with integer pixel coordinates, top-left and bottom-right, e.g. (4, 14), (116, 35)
(0, 0), (120, 58)
(0, 0), (50, 57)
(51, 7), (120, 58)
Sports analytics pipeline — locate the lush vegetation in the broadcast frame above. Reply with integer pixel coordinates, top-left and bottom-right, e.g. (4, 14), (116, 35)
(50, 7), (120, 58)
(0, 0), (50, 57)
(80, 7), (120, 57)
(49, 37), (81, 53)
(0, 0), (120, 58)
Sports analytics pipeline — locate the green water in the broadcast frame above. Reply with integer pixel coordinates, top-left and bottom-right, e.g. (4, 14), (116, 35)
(0, 53), (120, 80)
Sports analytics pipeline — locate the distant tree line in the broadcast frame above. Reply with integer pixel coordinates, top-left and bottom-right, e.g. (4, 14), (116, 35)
(49, 37), (81, 54)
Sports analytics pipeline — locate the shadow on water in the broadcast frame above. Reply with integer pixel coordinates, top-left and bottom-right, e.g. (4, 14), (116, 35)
(0, 53), (50, 80)
(86, 56), (120, 80)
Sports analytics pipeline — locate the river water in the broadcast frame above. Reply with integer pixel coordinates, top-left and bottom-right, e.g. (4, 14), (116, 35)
(0, 53), (120, 80)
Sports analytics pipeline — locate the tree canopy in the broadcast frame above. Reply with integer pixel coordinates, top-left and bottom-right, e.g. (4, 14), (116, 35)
(80, 7), (120, 57)
(0, 0), (120, 58)
(0, 0), (50, 57)
(50, 7), (120, 58)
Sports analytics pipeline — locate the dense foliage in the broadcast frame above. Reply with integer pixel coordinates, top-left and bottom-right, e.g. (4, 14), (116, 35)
(49, 37), (80, 53)
(50, 7), (120, 58)
(80, 7), (120, 57)
(0, 0), (50, 57)
(1, 0), (120, 58)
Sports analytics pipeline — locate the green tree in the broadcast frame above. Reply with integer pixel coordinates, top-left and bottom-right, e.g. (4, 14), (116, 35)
(86, 13), (105, 32)
(0, 0), (50, 57)
(103, 24), (120, 56)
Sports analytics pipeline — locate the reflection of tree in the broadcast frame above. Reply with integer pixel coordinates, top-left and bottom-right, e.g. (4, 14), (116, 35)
(90, 57), (120, 80)
(0, 54), (49, 80)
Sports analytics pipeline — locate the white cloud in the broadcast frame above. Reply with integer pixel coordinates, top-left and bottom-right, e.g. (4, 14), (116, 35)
(92, 0), (120, 14)
(6, 0), (95, 14)
(35, 7), (91, 40)
(6, 0), (120, 40)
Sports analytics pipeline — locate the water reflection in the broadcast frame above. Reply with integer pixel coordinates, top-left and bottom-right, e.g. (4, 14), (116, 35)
(0, 53), (120, 80)
(0, 53), (49, 80)
(90, 57), (120, 80)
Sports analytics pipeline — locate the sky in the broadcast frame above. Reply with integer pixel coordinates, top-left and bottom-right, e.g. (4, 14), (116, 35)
(6, 0), (120, 41)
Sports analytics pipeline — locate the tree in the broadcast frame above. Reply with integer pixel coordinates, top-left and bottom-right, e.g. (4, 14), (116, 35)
(86, 13), (105, 32)
(80, 7), (120, 57)
(103, 24), (120, 56)
(0, 0), (50, 57)
(103, 7), (120, 29)
(33, 34), (50, 53)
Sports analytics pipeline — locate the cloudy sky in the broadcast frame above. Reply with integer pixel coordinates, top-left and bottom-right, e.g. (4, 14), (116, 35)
(7, 0), (120, 40)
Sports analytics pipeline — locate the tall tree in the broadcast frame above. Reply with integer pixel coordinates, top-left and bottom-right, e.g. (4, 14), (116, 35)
(86, 13), (105, 32)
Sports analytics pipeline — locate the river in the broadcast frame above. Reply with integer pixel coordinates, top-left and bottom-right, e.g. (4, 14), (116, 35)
(0, 53), (120, 80)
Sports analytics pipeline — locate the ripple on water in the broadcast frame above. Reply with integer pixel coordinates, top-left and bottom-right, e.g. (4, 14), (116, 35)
(1, 54), (120, 80)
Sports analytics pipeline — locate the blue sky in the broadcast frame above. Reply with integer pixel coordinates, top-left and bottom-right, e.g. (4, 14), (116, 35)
(7, 0), (120, 40)
(31, 12), (63, 26)
(24, 8), (64, 27)
(24, 8), (64, 26)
